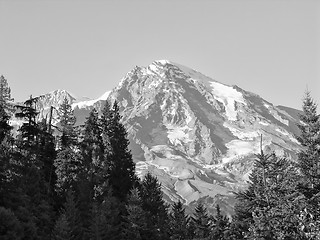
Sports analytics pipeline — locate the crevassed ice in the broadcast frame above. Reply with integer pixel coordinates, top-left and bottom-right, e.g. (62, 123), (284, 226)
(223, 123), (260, 140)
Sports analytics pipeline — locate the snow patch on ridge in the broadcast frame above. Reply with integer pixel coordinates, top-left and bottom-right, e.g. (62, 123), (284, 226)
(148, 64), (160, 74)
(72, 91), (111, 109)
(275, 128), (300, 144)
(210, 82), (246, 121)
(272, 111), (289, 126)
(155, 60), (170, 65)
(259, 121), (269, 126)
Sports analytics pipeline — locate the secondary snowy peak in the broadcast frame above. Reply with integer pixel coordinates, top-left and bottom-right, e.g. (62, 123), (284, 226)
(41, 89), (76, 105)
(35, 89), (75, 119)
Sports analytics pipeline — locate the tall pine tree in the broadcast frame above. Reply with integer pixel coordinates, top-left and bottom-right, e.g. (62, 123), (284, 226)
(124, 188), (147, 240)
(57, 98), (77, 149)
(15, 95), (40, 150)
(210, 204), (229, 240)
(191, 202), (211, 239)
(54, 148), (83, 194)
(0, 75), (14, 114)
(169, 200), (189, 240)
(235, 152), (305, 239)
(89, 188), (122, 240)
(81, 108), (105, 201)
(297, 92), (320, 190)
(296, 91), (320, 238)
(101, 100), (136, 202)
(139, 172), (169, 240)
(14, 96), (57, 239)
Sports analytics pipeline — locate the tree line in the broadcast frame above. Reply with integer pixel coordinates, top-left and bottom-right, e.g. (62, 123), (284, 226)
(0, 75), (320, 239)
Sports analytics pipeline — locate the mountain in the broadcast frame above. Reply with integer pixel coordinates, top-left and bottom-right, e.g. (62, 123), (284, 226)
(14, 60), (302, 215)
(105, 60), (302, 214)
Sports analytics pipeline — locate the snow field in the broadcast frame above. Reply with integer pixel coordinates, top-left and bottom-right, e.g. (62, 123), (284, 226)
(209, 82), (246, 121)
(166, 124), (193, 146)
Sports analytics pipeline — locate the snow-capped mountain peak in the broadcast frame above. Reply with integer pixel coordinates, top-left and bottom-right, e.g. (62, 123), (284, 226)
(103, 60), (302, 214)
(22, 60), (302, 215)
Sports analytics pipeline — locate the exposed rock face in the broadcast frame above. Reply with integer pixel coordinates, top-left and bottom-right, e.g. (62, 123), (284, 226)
(14, 60), (302, 215)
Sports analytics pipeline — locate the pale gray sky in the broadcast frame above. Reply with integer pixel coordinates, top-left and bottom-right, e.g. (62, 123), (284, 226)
(0, 0), (319, 110)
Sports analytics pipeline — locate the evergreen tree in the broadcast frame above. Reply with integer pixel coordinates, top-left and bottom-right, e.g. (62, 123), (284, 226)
(296, 91), (320, 238)
(54, 99), (79, 197)
(74, 109), (107, 238)
(81, 108), (106, 201)
(0, 75), (14, 114)
(101, 101), (136, 202)
(57, 98), (77, 149)
(14, 96), (58, 239)
(89, 188), (122, 240)
(100, 100), (112, 153)
(223, 219), (246, 240)
(169, 200), (189, 240)
(124, 188), (147, 240)
(0, 145), (38, 240)
(52, 213), (72, 240)
(297, 92), (320, 189)
(0, 207), (23, 240)
(54, 148), (83, 194)
(15, 95), (40, 150)
(210, 205), (229, 240)
(139, 172), (169, 240)
(0, 104), (12, 143)
(37, 119), (57, 196)
(235, 152), (305, 239)
(89, 203), (108, 240)
(0, 104), (14, 207)
(191, 202), (211, 239)
(75, 170), (94, 239)
(63, 190), (82, 240)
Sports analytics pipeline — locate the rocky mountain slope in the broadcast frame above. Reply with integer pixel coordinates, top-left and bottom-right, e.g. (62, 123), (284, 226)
(13, 60), (302, 215)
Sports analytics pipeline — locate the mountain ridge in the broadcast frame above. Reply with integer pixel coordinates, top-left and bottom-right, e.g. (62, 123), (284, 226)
(11, 60), (302, 215)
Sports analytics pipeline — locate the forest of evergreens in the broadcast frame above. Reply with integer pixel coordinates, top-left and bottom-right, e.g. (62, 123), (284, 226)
(0, 75), (320, 239)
